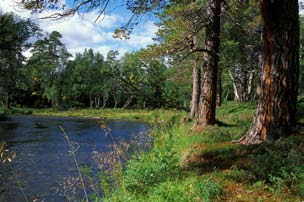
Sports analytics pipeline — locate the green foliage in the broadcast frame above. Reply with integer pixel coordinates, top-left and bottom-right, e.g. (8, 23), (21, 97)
(68, 48), (108, 108)
(102, 101), (303, 201)
(296, 173), (304, 197)
(248, 138), (304, 192)
(0, 109), (7, 120)
(149, 177), (221, 202)
(153, 1), (204, 56)
(195, 135), (304, 198)
(19, 101), (303, 201)
(219, 0), (261, 102)
(0, 107), (32, 115)
(125, 145), (180, 194)
(26, 31), (71, 108)
(0, 12), (38, 109)
(299, 17), (304, 95)
(229, 165), (250, 183)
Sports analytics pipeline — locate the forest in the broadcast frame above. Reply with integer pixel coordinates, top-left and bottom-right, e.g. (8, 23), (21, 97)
(1, 0), (304, 201)
(0, 1), (264, 111)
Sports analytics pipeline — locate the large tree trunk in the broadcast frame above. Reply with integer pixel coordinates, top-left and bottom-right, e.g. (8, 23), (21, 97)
(237, 0), (299, 144)
(190, 60), (201, 119)
(195, 0), (221, 129)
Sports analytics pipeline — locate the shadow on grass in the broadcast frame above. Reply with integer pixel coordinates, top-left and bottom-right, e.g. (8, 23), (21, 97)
(215, 120), (237, 127)
(182, 136), (304, 187)
(226, 102), (256, 114)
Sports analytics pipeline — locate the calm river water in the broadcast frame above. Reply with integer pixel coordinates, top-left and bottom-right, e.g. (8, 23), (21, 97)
(0, 115), (149, 202)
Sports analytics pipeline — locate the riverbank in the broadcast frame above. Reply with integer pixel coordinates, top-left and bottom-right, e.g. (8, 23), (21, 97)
(100, 101), (304, 202)
(0, 107), (188, 123)
(2, 102), (304, 201)
(30, 108), (188, 123)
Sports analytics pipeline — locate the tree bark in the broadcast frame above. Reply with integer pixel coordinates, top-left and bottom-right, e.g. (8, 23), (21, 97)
(255, 53), (263, 99)
(6, 91), (11, 109)
(89, 92), (93, 108)
(238, 64), (248, 102)
(123, 95), (134, 109)
(229, 70), (241, 101)
(236, 28), (249, 102)
(196, 0), (221, 129)
(114, 97), (118, 108)
(232, 64), (248, 102)
(238, 0), (299, 144)
(102, 95), (108, 109)
(190, 60), (201, 119)
(95, 96), (100, 108)
(247, 70), (255, 99)
(217, 68), (222, 107)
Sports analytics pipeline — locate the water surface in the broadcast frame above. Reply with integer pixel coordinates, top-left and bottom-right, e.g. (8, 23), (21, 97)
(0, 115), (149, 202)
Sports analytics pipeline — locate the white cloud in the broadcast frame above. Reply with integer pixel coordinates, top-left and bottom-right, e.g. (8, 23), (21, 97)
(0, 0), (158, 58)
(125, 21), (158, 47)
(0, 0), (32, 18)
(68, 45), (128, 59)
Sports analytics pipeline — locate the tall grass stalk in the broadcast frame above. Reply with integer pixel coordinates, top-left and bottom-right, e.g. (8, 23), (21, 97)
(58, 125), (89, 202)
(99, 123), (127, 200)
(13, 169), (29, 202)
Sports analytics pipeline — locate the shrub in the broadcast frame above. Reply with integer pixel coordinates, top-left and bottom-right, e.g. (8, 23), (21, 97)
(125, 145), (180, 194)
(149, 177), (222, 202)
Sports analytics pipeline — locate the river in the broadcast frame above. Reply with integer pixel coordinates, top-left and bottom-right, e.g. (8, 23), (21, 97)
(0, 115), (150, 202)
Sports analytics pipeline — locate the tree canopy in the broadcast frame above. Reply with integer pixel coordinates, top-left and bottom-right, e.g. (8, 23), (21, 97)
(1, 0), (301, 144)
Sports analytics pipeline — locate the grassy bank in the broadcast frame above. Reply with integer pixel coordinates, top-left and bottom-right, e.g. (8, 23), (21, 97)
(98, 101), (304, 202)
(2, 102), (304, 201)
(0, 107), (33, 116)
(31, 108), (188, 123)
(1, 106), (189, 124)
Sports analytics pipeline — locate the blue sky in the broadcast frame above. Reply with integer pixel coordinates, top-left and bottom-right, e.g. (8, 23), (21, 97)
(0, 0), (158, 58)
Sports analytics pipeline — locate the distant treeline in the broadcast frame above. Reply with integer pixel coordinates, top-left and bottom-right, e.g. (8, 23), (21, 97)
(1, 10), (304, 112)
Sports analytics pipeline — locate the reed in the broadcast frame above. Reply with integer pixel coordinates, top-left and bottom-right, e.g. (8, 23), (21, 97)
(58, 125), (89, 202)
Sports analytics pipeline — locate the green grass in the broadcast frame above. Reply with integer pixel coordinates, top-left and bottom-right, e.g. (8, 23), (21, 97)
(30, 108), (188, 123)
(100, 101), (304, 202)
(0, 107), (32, 116)
(3, 101), (304, 201)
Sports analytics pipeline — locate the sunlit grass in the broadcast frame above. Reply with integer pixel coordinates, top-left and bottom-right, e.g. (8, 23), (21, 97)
(100, 101), (304, 202)
(30, 108), (188, 123)
(2, 101), (304, 201)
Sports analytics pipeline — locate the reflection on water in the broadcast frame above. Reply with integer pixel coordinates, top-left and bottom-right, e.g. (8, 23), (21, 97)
(0, 115), (149, 202)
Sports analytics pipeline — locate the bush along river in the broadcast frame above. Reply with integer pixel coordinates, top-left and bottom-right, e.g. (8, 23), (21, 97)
(0, 115), (150, 202)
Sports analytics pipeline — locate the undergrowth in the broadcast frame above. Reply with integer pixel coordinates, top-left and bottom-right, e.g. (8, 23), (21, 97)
(0, 107), (32, 117)
(4, 101), (304, 201)
(100, 101), (304, 202)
